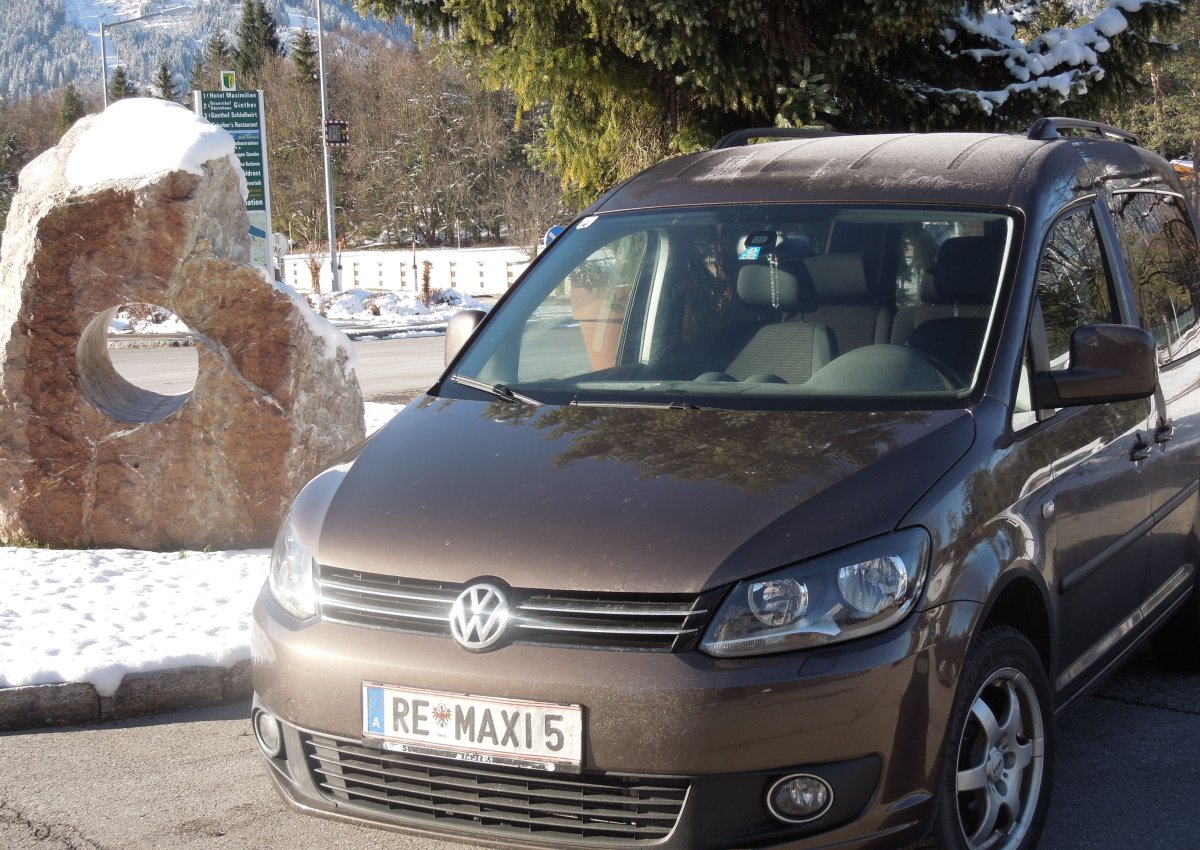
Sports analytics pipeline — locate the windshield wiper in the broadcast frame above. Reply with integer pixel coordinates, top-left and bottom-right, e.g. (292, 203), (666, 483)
(449, 374), (542, 406)
(568, 398), (704, 411)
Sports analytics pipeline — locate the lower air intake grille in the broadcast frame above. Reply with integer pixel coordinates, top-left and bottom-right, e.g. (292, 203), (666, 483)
(304, 734), (688, 845)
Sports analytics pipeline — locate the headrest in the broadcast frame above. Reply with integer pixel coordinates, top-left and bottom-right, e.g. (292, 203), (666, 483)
(736, 261), (819, 313)
(804, 253), (870, 300)
(928, 236), (1004, 304)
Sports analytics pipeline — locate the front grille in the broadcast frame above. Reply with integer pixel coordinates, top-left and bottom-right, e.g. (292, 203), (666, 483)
(304, 734), (689, 845)
(317, 566), (714, 651)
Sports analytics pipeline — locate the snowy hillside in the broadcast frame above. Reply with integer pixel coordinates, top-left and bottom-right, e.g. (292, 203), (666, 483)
(0, 0), (407, 102)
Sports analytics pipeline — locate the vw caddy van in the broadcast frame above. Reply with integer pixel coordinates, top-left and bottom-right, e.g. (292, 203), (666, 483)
(252, 119), (1200, 850)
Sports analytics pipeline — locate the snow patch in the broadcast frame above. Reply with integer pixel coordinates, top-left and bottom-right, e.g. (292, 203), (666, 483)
(0, 547), (269, 698)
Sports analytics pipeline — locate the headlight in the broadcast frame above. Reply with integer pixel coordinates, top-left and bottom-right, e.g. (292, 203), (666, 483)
(700, 528), (929, 657)
(268, 510), (318, 620)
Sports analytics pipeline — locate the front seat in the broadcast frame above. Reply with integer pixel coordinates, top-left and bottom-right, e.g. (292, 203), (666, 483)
(697, 259), (837, 384)
(890, 235), (1004, 382)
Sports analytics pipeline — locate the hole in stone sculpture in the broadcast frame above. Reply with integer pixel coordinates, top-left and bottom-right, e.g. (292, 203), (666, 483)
(77, 304), (200, 424)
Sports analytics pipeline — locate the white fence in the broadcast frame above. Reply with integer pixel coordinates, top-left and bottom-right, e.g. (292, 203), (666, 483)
(280, 246), (533, 296)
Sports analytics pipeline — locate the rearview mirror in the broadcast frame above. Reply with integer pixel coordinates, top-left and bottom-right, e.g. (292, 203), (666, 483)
(1034, 324), (1157, 408)
(445, 309), (486, 365)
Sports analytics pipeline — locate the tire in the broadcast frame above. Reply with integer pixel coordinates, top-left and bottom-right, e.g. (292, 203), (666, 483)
(932, 627), (1053, 850)
(1151, 586), (1200, 671)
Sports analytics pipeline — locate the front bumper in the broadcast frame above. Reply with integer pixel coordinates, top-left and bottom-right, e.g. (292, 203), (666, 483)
(252, 590), (978, 849)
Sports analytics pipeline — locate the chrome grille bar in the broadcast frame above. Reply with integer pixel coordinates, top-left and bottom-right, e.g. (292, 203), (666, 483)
(514, 621), (698, 636)
(316, 565), (712, 650)
(318, 577), (452, 604)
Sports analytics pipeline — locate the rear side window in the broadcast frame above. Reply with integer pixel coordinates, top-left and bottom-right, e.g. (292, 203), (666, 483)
(1110, 191), (1200, 366)
(1036, 208), (1117, 369)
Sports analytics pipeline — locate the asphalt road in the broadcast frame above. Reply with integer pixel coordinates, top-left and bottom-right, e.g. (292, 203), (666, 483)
(108, 335), (447, 403)
(1, 648), (1196, 850)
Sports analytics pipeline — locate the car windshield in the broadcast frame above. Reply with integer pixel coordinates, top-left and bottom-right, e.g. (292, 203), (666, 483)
(446, 204), (1015, 410)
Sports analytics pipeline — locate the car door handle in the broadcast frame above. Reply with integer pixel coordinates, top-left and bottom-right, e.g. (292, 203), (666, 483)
(1155, 420), (1175, 444)
(1131, 433), (1152, 462)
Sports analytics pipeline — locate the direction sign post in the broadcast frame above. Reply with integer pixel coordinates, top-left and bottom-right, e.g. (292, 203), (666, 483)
(194, 90), (275, 277)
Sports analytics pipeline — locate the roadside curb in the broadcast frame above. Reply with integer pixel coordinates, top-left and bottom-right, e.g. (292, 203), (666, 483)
(0, 662), (251, 732)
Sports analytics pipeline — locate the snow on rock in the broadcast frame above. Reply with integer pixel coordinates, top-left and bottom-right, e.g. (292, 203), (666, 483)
(64, 98), (246, 200)
(271, 279), (360, 370)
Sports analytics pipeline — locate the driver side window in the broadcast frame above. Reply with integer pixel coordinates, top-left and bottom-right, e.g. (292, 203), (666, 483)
(1014, 207), (1119, 431)
(1036, 208), (1118, 370)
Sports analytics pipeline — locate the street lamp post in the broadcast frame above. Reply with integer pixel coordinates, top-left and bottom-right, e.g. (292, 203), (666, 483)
(315, 1), (341, 293)
(98, 6), (189, 108)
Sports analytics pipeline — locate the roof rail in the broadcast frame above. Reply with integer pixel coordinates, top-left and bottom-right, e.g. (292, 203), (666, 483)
(1027, 117), (1141, 146)
(714, 127), (843, 149)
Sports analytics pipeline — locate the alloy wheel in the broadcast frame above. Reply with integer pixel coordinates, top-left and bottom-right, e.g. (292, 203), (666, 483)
(953, 666), (1046, 849)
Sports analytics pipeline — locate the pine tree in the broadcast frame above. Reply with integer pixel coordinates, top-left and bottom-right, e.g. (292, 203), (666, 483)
(359, 0), (1185, 201)
(199, 32), (235, 89)
(256, 0), (283, 58)
(187, 52), (207, 94)
(235, 0), (264, 83)
(55, 81), (86, 134)
(154, 60), (178, 103)
(291, 27), (318, 86)
(109, 65), (133, 102)
(236, 0), (283, 85)
(0, 130), (20, 235)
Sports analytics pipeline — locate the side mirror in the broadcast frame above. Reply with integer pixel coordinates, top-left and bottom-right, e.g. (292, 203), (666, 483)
(1034, 324), (1158, 408)
(445, 309), (486, 365)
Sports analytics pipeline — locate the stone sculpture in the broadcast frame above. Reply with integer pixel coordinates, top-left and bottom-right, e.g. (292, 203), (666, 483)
(0, 99), (365, 549)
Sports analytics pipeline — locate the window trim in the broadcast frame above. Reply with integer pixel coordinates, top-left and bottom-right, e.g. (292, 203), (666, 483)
(1022, 198), (1122, 422)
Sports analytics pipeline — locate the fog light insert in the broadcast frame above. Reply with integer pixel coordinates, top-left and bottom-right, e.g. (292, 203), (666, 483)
(767, 773), (833, 823)
(253, 709), (284, 758)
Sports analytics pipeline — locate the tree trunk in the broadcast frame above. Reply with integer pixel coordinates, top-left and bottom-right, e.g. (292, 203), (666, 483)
(1150, 61), (1167, 157)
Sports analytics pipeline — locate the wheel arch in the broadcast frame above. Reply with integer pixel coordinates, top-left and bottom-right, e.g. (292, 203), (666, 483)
(976, 570), (1053, 676)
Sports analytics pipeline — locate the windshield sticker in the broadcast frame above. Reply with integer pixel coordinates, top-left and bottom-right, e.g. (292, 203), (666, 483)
(577, 215), (598, 230)
(738, 246), (762, 261)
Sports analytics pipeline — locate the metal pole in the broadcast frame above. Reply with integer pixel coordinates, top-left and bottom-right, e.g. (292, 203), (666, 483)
(100, 22), (108, 108)
(315, 1), (341, 293)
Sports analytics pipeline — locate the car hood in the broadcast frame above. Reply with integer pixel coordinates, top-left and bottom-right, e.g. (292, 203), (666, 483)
(315, 397), (974, 594)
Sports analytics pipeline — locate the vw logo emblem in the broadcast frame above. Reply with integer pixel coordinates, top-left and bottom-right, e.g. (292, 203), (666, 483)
(449, 583), (510, 651)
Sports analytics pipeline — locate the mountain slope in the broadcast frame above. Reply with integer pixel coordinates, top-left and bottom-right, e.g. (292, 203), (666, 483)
(0, 0), (405, 103)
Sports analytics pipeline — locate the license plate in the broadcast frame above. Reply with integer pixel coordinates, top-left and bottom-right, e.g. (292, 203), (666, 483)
(362, 683), (583, 772)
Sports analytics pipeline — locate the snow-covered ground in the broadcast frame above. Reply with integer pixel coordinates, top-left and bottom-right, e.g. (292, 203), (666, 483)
(0, 401), (401, 697)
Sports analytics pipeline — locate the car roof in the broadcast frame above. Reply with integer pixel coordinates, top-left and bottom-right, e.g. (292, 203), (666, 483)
(588, 131), (1170, 215)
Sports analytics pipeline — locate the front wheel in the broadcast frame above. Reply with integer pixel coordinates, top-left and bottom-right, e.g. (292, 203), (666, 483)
(932, 627), (1053, 850)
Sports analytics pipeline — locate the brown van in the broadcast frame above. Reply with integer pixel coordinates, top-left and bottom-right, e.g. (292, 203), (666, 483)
(251, 119), (1200, 850)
